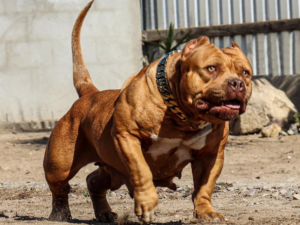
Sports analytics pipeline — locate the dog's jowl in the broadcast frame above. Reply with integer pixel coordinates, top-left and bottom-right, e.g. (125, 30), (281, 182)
(43, 1), (253, 223)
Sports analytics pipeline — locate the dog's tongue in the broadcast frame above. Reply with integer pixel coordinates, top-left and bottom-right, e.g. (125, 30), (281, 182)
(196, 100), (241, 110)
(223, 102), (241, 110)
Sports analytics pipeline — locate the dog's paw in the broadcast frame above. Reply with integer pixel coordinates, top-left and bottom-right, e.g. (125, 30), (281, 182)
(194, 209), (227, 222)
(134, 185), (158, 224)
(95, 211), (118, 223)
(48, 208), (72, 222)
(136, 208), (155, 224)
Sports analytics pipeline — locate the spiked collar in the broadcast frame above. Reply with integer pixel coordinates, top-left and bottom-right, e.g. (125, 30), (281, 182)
(156, 50), (208, 130)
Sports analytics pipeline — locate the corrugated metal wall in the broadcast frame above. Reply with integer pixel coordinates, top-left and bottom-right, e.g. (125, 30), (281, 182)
(141, 0), (300, 76)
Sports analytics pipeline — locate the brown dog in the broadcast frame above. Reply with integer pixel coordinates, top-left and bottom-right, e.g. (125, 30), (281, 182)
(43, 1), (253, 224)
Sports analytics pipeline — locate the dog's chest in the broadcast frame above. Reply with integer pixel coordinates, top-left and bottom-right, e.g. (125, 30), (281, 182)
(144, 124), (212, 168)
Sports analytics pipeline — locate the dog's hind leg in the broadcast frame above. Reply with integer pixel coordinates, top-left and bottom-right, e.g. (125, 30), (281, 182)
(86, 166), (123, 222)
(43, 117), (99, 222)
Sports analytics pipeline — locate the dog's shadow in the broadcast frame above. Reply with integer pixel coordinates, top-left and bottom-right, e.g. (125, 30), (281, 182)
(11, 136), (49, 145)
(4, 214), (183, 225)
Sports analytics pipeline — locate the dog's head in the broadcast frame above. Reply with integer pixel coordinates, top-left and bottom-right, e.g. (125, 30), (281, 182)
(178, 36), (252, 123)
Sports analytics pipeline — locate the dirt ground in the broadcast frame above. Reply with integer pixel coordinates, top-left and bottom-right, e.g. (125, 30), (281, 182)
(0, 131), (300, 225)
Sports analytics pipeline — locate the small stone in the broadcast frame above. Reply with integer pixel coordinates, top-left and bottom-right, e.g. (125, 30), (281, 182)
(246, 189), (256, 196)
(174, 214), (180, 218)
(285, 189), (294, 198)
(261, 124), (281, 137)
(262, 185), (270, 190)
(287, 129), (294, 135)
(280, 189), (287, 195)
(120, 194), (125, 199)
(70, 194), (77, 199)
(272, 191), (279, 200)
(253, 185), (262, 189)
(279, 131), (288, 136)
(182, 186), (190, 191)
(293, 194), (300, 200)
(190, 218), (199, 224)
(109, 192), (117, 197)
(214, 185), (221, 190)
(240, 187), (248, 193)
(248, 216), (254, 220)
(289, 123), (298, 132)
(227, 187), (235, 191)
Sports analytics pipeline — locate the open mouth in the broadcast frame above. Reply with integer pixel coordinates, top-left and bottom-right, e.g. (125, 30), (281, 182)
(196, 98), (246, 120)
(196, 99), (242, 111)
(222, 99), (241, 110)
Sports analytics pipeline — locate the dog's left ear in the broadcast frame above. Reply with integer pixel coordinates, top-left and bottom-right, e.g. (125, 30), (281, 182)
(231, 41), (241, 49)
(182, 36), (210, 60)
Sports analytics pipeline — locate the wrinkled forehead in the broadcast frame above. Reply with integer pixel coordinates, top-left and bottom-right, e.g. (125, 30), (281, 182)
(187, 41), (252, 73)
(222, 46), (253, 72)
(190, 43), (231, 65)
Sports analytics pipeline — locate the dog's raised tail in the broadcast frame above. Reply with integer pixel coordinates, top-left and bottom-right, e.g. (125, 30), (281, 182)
(72, 0), (99, 98)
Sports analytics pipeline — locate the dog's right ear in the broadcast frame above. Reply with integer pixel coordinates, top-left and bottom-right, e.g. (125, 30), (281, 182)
(182, 36), (210, 60)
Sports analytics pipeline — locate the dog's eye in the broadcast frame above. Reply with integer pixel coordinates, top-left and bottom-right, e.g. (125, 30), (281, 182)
(207, 66), (216, 72)
(243, 70), (250, 76)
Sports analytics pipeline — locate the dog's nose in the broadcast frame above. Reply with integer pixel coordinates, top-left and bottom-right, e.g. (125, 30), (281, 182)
(228, 78), (245, 92)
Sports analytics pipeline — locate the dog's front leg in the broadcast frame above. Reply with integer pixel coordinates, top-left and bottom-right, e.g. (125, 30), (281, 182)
(191, 135), (227, 222)
(114, 132), (158, 224)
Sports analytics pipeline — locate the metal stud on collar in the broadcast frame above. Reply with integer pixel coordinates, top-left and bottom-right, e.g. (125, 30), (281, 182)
(156, 50), (207, 130)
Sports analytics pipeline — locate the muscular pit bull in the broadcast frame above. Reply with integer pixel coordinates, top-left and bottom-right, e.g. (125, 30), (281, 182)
(43, 1), (253, 223)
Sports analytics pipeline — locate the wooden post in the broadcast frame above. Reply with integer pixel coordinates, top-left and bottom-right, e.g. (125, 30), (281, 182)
(210, 0), (221, 48)
(280, 0), (293, 75)
(267, 0), (281, 76)
(188, 0), (199, 27)
(244, 0), (257, 75)
(255, 0), (269, 75)
(292, 0), (300, 74)
(156, 0), (167, 29)
(221, 0), (232, 48)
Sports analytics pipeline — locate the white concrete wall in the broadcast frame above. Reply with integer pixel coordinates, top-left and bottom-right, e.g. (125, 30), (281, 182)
(0, 0), (143, 122)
